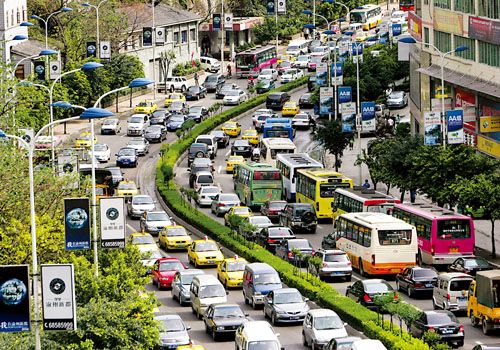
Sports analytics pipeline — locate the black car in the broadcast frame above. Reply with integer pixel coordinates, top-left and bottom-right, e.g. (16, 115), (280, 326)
(299, 93), (314, 108)
(105, 166), (124, 187)
(187, 143), (209, 167)
(202, 73), (225, 92)
(410, 311), (464, 347)
(448, 256), (493, 276)
(345, 279), (395, 309)
(216, 83), (239, 99)
(187, 106), (209, 123)
(266, 92), (290, 110)
(144, 125), (167, 143)
(276, 238), (314, 266)
(188, 164), (212, 188)
(307, 76), (317, 92)
(203, 303), (247, 341)
(210, 130), (230, 148)
(278, 203), (317, 233)
(185, 85), (207, 100)
(321, 232), (339, 250)
(150, 110), (170, 127)
(230, 139), (252, 157)
(396, 267), (438, 297)
(255, 226), (296, 253)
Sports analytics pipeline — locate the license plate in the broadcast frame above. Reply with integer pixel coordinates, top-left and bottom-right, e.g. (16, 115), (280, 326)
(391, 268), (400, 272)
(425, 284), (433, 288)
(449, 247), (458, 253)
(208, 260), (215, 264)
(227, 204), (235, 207)
(290, 316), (299, 320)
(441, 329), (453, 334)
(333, 272), (343, 275)
(177, 245), (185, 248)
(458, 298), (467, 302)
(238, 147), (244, 150)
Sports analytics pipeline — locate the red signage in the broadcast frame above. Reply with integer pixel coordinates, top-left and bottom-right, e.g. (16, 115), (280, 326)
(408, 11), (422, 41)
(455, 88), (475, 108)
(469, 16), (500, 45)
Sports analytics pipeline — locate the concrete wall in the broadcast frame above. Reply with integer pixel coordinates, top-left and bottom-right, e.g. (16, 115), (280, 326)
(0, 0), (28, 61)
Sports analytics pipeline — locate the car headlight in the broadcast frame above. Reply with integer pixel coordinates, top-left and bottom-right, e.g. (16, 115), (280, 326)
(216, 326), (224, 330)
(275, 310), (286, 314)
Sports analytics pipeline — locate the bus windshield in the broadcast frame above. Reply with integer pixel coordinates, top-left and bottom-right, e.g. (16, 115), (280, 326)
(267, 130), (290, 138)
(366, 204), (395, 214)
(378, 230), (412, 245)
(350, 12), (366, 23)
(437, 219), (471, 240)
(236, 54), (255, 68)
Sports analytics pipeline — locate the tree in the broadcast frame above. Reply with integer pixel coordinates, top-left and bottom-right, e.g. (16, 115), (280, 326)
(313, 119), (349, 171)
(159, 50), (176, 87)
(253, 16), (279, 45)
(453, 174), (500, 257)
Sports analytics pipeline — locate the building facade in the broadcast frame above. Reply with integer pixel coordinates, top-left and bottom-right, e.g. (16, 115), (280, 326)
(408, 0), (500, 159)
(0, 0), (29, 62)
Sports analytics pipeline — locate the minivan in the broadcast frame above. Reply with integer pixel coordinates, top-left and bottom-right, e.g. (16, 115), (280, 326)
(190, 274), (227, 319)
(195, 135), (218, 159)
(266, 92), (290, 110)
(242, 263), (282, 309)
(127, 114), (150, 136)
(200, 56), (220, 73)
(235, 321), (283, 350)
(432, 272), (473, 312)
(286, 40), (308, 56)
(351, 339), (387, 350)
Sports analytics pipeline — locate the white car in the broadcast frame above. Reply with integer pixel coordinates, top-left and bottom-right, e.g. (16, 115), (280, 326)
(280, 69), (304, 83)
(160, 76), (188, 93)
(294, 55), (310, 69)
(310, 46), (329, 55)
(196, 186), (221, 207)
(100, 119), (121, 135)
(292, 113), (311, 128)
(258, 68), (278, 81)
(127, 138), (150, 156)
(223, 89), (247, 105)
(137, 246), (162, 271)
(127, 194), (156, 218)
(127, 114), (150, 136)
(391, 10), (408, 24)
(302, 309), (348, 350)
(90, 143), (111, 162)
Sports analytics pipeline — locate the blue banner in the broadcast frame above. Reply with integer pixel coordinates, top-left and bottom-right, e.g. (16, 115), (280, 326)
(338, 86), (352, 103)
(64, 198), (91, 250)
(352, 43), (363, 56)
(213, 14), (221, 31)
(447, 109), (464, 144)
(342, 113), (356, 132)
(0, 265), (31, 332)
(331, 62), (343, 77)
(392, 23), (402, 36)
(361, 102), (376, 132)
(267, 0), (275, 15)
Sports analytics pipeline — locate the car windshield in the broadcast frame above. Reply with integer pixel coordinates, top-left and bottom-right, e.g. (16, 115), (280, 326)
(103, 120), (116, 125)
(118, 182), (136, 190)
(213, 306), (245, 318)
(93, 144), (107, 151)
(311, 47), (325, 53)
(196, 241), (218, 251)
(128, 139), (144, 146)
(220, 194), (239, 202)
(288, 240), (311, 249)
(159, 261), (184, 272)
(269, 202), (287, 210)
(324, 253), (349, 262)
(261, 79), (273, 85)
(137, 102), (150, 107)
(233, 207), (251, 215)
(132, 196), (153, 205)
(199, 284), (226, 298)
(279, 62), (291, 67)
(211, 131), (224, 137)
(311, 57), (323, 63)
(132, 235), (155, 245)
(227, 262), (247, 272)
(427, 313), (458, 325)
(205, 75), (219, 82)
(78, 134), (92, 140)
(234, 141), (249, 147)
(106, 168), (122, 176)
(389, 91), (404, 99)
(258, 115), (269, 121)
(248, 341), (280, 350)
(180, 274), (197, 285)
(148, 213), (169, 221)
(225, 90), (241, 96)
(223, 123), (236, 128)
(313, 315), (344, 330)
(449, 279), (472, 291)
(187, 86), (199, 92)
(170, 116), (185, 122)
(159, 318), (185, 332)
(274, 291), (303, 304)
(269, 228), (293, 237)
(288, 46), (299, 50)
(464, 258), (490, 268)
(254, 273), (281, 285)
(414, 269), (438, 278)
(189, 107), (203, 113)
(146, 126), (162, 133)
(365, 282), (392, 293)
(130, 116), (144, 123)
(197, 175), (213, 184)
(250, 217), (271, 225)
(166, 227), (188, 236)
(261, 69), (273, 75)
(152, 111), (165, 117)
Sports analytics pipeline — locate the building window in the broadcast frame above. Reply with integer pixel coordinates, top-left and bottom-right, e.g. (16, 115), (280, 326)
(454, 0), (475, 14)
(479, 40), (500, 67)
(434, 30), (451, 53)
(424, 27), (430, 46)
(190, 28), (195, 41)
(454, 35), (476, 60)
(174, 32), (179, 43)
(16, 8), (20, 24)
(181, 30), (187, 43)
(433, 0), (450, 9)
(11, 11), (14, 27)
(479, 0), (500, 19)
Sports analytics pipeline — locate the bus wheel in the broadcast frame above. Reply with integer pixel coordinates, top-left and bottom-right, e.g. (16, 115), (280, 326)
(359, 259), (366, 277)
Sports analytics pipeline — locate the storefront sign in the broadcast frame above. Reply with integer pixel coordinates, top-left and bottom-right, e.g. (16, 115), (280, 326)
(338, 87), (352, 103)
(320, 87), (334, 115)
(212, 14), (221, 31)
(454, 88), (476, 123)
(408, 11), (422, 41)
(64, 198), (91, 250)
(342, 113), (356, 132)
(0, 265), (30, 332)
(424, 111), (442, 145)
(469, 16), (500, 45)
(100, 197), (126, 249)
(433, 9), (463, 35)
(480, 116), (500, 133)
(447, 109), (464, 144)
(361, 102), (376, 132)
(478, 135), (500, 158)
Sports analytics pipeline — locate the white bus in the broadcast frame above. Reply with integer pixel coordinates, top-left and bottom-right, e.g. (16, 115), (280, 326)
(349, 4), (383, 31)
(335, 212), (417, 277)
(259, 138), (297, 168)
(276, 153), (323, 201)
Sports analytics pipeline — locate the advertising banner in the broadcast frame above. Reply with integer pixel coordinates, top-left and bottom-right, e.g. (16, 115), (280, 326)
(142, 27), (153, 46)
(266, 0), (275, 15)
(0, 265), (30, 332)
(455, 88), (476, 122)
(392, 23), (402, 37)
(277, 0), (286, 14)
(341, 102), (356, 114)
(433, 8), (463, 35)
(480, 116), (500, 133)
(18, 127), (34, 149)
(338, 86), (352, 103)
(34, 61), (46, 81)
(447, 109), (464, 144)
(431, 98), (452, 112)
(424, 111), (442, 145)
(468, 16), (500, 45)
(331, 62), (343, 77)
(156, 28), (165, 44)
(332, 75), (343, 85)
(316, 63), (328, 87)
(49, 61), (61, 80)
(320, 87), (334, 115)
(100, 197), (126, 249)
(224, 13), (233, 30)
(352, 43), (363, 56)
(361, 102), (376, 132)
(86, 41), (97, 57)
(100, 41), (111, 59)
(212, 14), (221, 31)
(64, 198), (91, 250)
(408, 11), (422, 41)
(57, 153), (77, 177)
(342, 113), (356, 132)
(41, 264), (76, 331)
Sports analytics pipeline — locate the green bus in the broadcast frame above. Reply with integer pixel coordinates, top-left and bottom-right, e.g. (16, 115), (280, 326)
(234, 162), (283, 207)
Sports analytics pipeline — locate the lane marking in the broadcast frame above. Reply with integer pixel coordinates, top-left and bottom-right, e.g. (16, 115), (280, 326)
(218, 165), (222, 174)
(225, 149), (231, 157)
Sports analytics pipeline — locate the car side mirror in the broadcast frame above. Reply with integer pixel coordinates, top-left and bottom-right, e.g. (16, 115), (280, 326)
(245, 313), (249, 316)
(304, 298), (309, 302)
(226, 291), (229, 295)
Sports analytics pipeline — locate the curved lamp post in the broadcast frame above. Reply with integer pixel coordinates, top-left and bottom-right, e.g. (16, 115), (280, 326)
(30, 7), (73, 49)
(81, 0), (110, 59)
(323, 0), (351, 32)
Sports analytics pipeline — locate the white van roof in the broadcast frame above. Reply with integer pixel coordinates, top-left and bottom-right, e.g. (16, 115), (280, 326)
(351, 339), (387, 350)
(438, 272), (474, 281)
(241, 321), (278, 341)
(193, 274), (220, 285)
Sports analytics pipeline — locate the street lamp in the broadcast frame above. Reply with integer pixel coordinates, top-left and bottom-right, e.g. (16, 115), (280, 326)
(0, 107), (110, 350)
(324, 30), (344, 121)
(30, 7), (73, 49)
(399, 37), (468, 149)
(323, 0), (351, 32)
(82, 0), (110, 60)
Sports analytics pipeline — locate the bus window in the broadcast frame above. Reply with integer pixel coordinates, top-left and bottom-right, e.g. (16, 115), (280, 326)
(378, 229), (412, 245)
(437, 220), (471, 240)
(253, 171), (281, 180)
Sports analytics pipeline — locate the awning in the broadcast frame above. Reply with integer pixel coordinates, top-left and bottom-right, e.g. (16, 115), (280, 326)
(416, 65), (500, 100)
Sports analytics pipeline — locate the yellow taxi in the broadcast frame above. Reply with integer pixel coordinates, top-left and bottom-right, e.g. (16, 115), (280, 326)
(86, 184), (110, 201)
(221, 121), (241, 137)
(277, 54), (296, 64)
(130, 232), (158, 251)
(355, 31), (368, 42)
(75, 132), (96, 148)
(282, 102), (299, 116)
(164, 93), (186, 107)
(187, 237), (224, 267)
(178, 342), (204, 350)
(135, 100), (158, 114)
(224, 206), (254, 226)
(159, 225), (193, 251)
(226, 155), (245, 173)
(242, 129), (259, 145)
(116, 180), (139, 200)
(217, 255), (248, 288)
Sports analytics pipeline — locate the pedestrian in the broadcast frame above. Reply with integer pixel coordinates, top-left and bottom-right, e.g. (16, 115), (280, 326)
(194, 72), (199, 86)
(309, 115), (316, 132)
(363, 179), (370, 189)
(304, 27), (310, 40)
(226, 64), (232, 78)
(387, 117), (394, 129)
(349, 134), (354, 150)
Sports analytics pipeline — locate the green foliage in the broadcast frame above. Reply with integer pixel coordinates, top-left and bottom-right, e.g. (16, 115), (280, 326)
(172, 60), (202, 76)
(253, 16), (279, 45)
(313, 119), (350, 171)
(235, 43), (256, 53)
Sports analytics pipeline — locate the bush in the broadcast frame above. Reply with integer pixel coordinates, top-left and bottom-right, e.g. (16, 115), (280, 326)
(172, 59), (202, 76)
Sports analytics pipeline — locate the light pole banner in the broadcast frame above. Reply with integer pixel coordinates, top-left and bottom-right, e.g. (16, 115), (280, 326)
(353, 55), (363, 63)
(320, 87), (334, 115)
(267, 0), (275, 15)
(224, 13), (233, 30)
(57, 153), (77, 177)
(424, 111), (442, 145)
(100, 197), (126, 249)
(41, 264), (76, 331)
(143, 27), (153, 46)
(212, 14), (221, 31)
(338, 86), (352, 103)
(447, 109), (464, 144)
(361, 102), (376, 132)
(156, 28), (165, 44)
(332, 75), (343, 84)
(18, 127), (34, 149)
(49, 61), (61, 80)
(100, 41), (111, 59)
(342, 113), (356, 132)
(352, 43), (363, 56)
(86, 41), (97, 58)
(64, 198), (91, 250)
(316, 63), (328, 87)
(341, 102), (356, 114)
(34, 61), (46, 81)
(392, 23), (402, 36)
(331, 62), (343, 77)
(277, 0), (286, 14)
(0, 265), (30, 332)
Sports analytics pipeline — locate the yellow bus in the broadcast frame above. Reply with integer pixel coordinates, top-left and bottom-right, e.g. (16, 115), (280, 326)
(295, 169), (353, 219)
(332, 187), (401, 220)
(349, 4), (383, 31)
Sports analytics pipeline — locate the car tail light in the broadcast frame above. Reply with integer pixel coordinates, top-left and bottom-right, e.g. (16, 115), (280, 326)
(459, 325), (464, 332)
(268, 239), (276, 243)
(371, 254), (375, 265)
(446, 294), (450, 300)
(414, 283), (424, 288)
(431, 245), (435, 256)
(288, 252), (293, 258)
(363, 294), (371, 302)
(312, 250), (315, 255)
(322, 263), (328, 267)
(220, 203), (226, 206)
(194, 185), (198, 189)
(428, 326), (434, 332)
(347, 262), (352, 266)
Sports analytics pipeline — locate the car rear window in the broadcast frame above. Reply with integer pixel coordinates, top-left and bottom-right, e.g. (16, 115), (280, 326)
(269, 228), (294, 237)
(197, 175), (213, 183)
(449, 279), (472, 291)
(427, 313), (457, 324)
(324, 253), (348, 262)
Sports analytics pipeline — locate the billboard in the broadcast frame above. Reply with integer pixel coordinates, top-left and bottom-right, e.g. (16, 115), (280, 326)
(277, 0), (286, 14)
(480, 116), (500, 133)
(342, 113), (356, 132)
(408, 11), (422, 41)
(155, 28), (165, 44)
(392, 23), (402, 37)
(142, 28), (153, 46)
(100, 197), (126, 249)
(64, 198), (91, 250)
(338, 86), (352, 103)
(34, 61), (46, 81)
(424, 111), (442, 145)
(316, 63), (328, 87)
(433, 8), (463, 35)
(212, 14), (221, 31)
(478, 135), (500, 158)
(468, 16), (500, 45)
(0, 265), (30, 332)
(267, 0), (275, 15)
(361, 102), (376, 132)
(341, 102), (356, 114)
(447, 109), (464, 144)
(319, 87), (334, 115)
(100, 41), (111, 59)
(331, 62), (343, 77)
(49, 61), (61, 80)
(224, 13), (233, 30)
(455, 88), (476, 123)
(352, 43), (363, 56)
(86, 41), (97, 58)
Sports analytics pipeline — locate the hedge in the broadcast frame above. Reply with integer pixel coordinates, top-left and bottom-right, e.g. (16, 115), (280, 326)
(156, 77), (430, 350)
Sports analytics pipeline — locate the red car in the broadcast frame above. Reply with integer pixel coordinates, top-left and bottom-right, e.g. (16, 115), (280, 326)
(152, 257), (186, 290)
(277, 61), (295, 75)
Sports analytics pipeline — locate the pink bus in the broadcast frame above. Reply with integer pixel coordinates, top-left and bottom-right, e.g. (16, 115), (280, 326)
(392, 203), (475, 266)
(235, 46), (277, 78)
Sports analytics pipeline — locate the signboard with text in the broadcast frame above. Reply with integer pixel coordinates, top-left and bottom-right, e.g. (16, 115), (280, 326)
(0, 265), (30, 332)
(320, 87), (334, 115)
(424, 111), (442, 145)
(469, 16), (500, 45)
(408, 11), (422, 41)
(480, 116), (500, 132)
(434, 8), (463, 35)
(142, 28), (152, 46)
(361, 102), (376, 132)
(341, 102), (356, 114)
(212, 14), (221, 31)
(447, 109), (464, 144)
(64, 198), (91, 250)
(100, 197), (126, 249)
(316, 63), (328, 87)
(342, 113), (356, 132)
(338, 86), (352, 103)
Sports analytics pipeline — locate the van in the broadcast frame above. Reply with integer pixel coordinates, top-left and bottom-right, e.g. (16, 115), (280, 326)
(242, 263), (282, 309)
(127, 114), (150, 136)
(235, 321), (284, 350)
(433, 272), (473, 312)
(286, 40), (308, 56)
(190, 274), (227, 319)
(266, 92), (290, 110)
(200, 56), (220, 73)
(195, 135), (218, 159)
(350, 339), (387, 350)
(193, 171), (215, 190)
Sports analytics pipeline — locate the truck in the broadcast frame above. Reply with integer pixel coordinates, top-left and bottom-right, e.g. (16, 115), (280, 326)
(468, 270), (500, 335)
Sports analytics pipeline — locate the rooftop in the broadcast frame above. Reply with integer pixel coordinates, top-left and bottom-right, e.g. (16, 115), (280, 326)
(119, 3), (201, 31)
(11, 39), (47, 58)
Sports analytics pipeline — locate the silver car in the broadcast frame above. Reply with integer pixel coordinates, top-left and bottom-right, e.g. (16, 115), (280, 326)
(196, 186), (221, 207)
(154, 314), (191, 349)
(100, 118), (121, 135)
(238, 215), (274, 240)
(263, 288), (310, 325)
(211, 193), (241, 216)
(126, 137), (149, 156)
(171, 269), (205, 305)
(302, 309), (348, 350)
(139, 210), (172, 235)
(311, 249), (352, 281)
(386, 90), (408, 109)
(127, 194), (155, 219)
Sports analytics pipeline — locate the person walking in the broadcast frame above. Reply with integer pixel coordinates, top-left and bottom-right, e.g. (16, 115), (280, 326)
(349, 134), (354, 150)
(363, 179), (370, 189)
(226, 64), (232, 78)
(304, 27), (310, 40)
(309, 115), (316, 132)
(194, 72), (199, 86)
